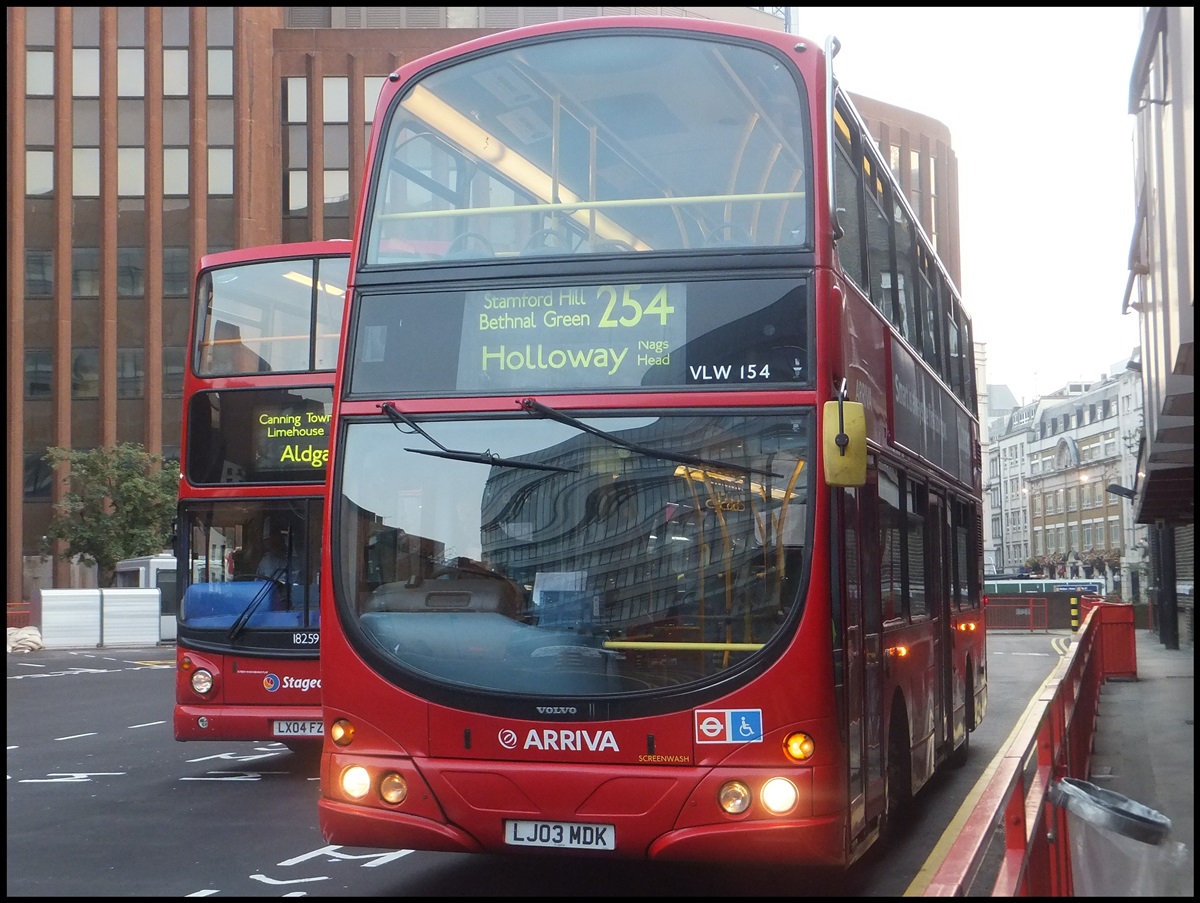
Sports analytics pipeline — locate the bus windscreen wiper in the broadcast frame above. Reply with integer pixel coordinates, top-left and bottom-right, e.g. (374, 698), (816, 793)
(381, 402), (575, 474)
(518, 397), (782, 480)
(227, 579), (278, 642)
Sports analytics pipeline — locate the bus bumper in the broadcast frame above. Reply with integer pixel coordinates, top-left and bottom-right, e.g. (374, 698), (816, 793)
(174, 703), (324, 743)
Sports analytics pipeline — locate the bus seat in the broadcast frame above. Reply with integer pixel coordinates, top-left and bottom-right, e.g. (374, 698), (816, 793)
(366, 577), (521, 618)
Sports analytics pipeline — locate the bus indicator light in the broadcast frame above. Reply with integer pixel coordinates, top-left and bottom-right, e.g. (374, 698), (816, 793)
(330, 719), (355, 746)
(783, 732), (815, 762)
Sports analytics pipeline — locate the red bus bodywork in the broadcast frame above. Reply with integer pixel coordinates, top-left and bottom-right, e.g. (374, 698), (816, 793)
(174, 241), (349, 746)
(317, 17), (985, 867)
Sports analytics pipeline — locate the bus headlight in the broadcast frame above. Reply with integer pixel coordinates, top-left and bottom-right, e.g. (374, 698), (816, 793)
(340, 765), (371, 800)
(717, 780), (752, 814)
(190, 669), (214, 695)
(379, 772), (408, 804)
(761, 777), (799, 814)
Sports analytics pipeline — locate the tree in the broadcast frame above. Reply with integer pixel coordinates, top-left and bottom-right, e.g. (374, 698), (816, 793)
(43, 443), (179, 586)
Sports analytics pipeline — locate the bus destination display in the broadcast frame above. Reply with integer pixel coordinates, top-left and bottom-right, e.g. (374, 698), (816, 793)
(456, 282), (686, 391)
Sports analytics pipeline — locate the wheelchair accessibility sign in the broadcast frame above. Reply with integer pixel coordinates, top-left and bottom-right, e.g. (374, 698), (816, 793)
(694, 709), (763, 744)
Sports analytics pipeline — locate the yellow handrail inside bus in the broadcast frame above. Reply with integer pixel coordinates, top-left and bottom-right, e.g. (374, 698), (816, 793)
(375, 190), (807, 222)
(602, 641), (764, 652)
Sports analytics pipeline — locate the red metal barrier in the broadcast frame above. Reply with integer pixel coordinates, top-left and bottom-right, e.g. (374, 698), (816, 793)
(984, 596), (1049, 631)
(922, 606), (1129, 896)
(7, 603), (33, 629)
(1080, 598), (1138, 680)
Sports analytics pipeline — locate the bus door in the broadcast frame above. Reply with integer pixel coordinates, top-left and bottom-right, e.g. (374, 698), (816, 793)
(858, 470), (886, 826)
(929, 490), (953, 754)
(839, 483), (884, 847)
(836, 487), (866, 840)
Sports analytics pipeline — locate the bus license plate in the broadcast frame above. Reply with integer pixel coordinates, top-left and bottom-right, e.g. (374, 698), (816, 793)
(273, 719), (324, 737)
(505, 819), (616, 851)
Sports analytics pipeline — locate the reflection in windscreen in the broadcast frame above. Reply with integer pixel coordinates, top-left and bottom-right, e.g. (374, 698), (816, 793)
(336, 411), (813, 696)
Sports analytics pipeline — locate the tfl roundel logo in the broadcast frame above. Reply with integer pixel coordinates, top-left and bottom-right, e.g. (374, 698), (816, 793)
(263, 673), (281, 692)
(694, 708), (763, 743)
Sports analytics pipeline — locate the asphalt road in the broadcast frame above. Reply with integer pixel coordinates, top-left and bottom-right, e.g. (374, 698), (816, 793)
(6, 633), (1063, 896)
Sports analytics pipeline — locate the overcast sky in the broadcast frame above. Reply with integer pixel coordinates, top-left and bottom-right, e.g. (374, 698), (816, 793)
(788, 7), (1144, 405)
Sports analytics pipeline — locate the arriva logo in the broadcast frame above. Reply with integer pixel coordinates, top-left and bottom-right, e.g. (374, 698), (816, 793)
(522, 729), (619, 752)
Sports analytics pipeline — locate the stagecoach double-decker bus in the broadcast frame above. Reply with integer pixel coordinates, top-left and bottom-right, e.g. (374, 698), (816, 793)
(173, 240), (349, 748)
(318, 16), (985, 867)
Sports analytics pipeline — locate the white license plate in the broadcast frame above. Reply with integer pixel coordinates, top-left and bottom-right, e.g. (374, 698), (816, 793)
(273, 719), (324, 737)
(505, 819), (616, 850)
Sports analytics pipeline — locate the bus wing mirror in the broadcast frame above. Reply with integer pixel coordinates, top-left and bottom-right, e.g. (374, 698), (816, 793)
(822, 399), (867, 487)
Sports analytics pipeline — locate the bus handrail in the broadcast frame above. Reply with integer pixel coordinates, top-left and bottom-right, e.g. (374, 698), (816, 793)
(375, 190), (807, 222)
(602, 640), (764, 652)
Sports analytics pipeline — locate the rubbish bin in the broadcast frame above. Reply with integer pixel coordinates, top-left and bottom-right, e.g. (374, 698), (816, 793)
(1049, 777), (1190, 895)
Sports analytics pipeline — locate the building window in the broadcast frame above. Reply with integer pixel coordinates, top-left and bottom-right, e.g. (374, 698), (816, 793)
(24, 452), (54, 500)
(117, 7), (145, 47)
(365, 75), (386, 123)
(324, 76), (348, 123)
(324, 169), (349, 204)
(163, 7), (190, 47)
(163, 247), (191, 296)
(208, 48), (234, 96)
(25, 349), (53, 398)
(287, 171), (308, 215)
(118, 99), (146, 146)
(118, 147), (146, 197)
(26, 50), (55, 96)
(163, 346), (186, 397)
(71, 347), (100, 398)
(73, 147), (101, 198)
(285, 77), (309, 218)
(117, 48), (146, 97)
(72, 247), (101, 298)
(27, 97), (55, 146)
(117, 348), (145, 398)
(72, 6), (100, 46)
(117, 247), (146, 297)
(163, 148), (189, 196)
(25, 249), (54, 296)
(208, 147), (234, 195)
(163, 49), (189, 97)
(25, 7), (54, 47)
(73, 48), (101, 98)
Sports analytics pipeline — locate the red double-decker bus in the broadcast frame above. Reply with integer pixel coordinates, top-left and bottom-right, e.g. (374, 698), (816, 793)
(318, 16), (985, 867)
(173, 240), (349, 749)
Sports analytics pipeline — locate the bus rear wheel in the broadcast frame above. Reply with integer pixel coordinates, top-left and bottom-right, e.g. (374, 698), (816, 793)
(883, 702), (912, 839)
(950, 669), (974, 768)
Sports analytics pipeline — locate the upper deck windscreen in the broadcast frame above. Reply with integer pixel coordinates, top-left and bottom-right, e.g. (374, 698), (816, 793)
(364, 31), (812, 262)
(195, 254), (348, 377)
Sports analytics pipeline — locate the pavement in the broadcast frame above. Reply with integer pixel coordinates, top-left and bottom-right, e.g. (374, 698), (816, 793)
(1084, 626), (1194, 896)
